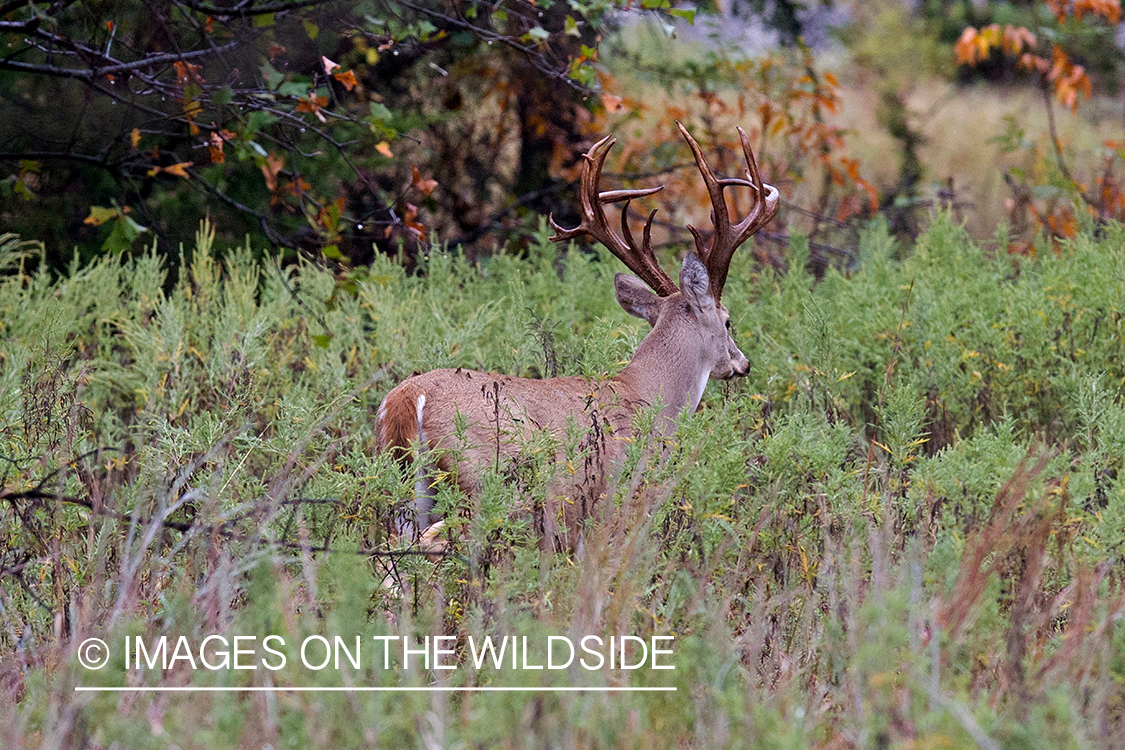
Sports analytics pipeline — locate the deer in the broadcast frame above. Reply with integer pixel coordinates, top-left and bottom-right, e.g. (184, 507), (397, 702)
(376, 123), (779, 551)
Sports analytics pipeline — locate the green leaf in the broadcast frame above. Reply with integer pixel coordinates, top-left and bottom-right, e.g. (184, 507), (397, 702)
(321, 244), (344, 260)
(564, 15), (580, 36)
(278, 82), (309, 98)
(669, 7), (695, 23)
(84, 205), (118, 227)
(252, 12), (275, 27)
(101, 212), (148, 253)
(369, 102), (392, 122)
(260, 63), (284, 91)
(527, 26), (551, 41)
(123, 215), (147, 235)
(11, 176), (33, 201)
(212, 86), (234, 106)
(246, 111), (278, 133)
(311, 333), (333, 349)
(303, 19), (319, 39)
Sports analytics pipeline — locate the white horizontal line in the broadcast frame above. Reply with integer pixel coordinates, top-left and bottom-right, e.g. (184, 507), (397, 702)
(74, 686), (676, 693)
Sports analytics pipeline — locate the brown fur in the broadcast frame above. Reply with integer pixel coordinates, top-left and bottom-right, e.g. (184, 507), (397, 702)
(376, 377), (424, 460)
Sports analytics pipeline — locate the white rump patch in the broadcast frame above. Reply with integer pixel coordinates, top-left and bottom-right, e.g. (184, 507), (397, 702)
(409, 392), (435, 540)
(376, 399), (388, 444)
(415, 394), (427, 443)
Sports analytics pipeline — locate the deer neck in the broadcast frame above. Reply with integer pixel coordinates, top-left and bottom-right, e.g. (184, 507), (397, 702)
(615, 318), (709, 426)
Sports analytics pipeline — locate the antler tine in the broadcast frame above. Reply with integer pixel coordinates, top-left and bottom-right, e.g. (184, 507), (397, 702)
(549, 135), (678, 297)
(677, 121), (780, 301)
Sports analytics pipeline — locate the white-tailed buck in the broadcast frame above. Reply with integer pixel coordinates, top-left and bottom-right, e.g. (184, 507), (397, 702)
(377, 123), (779, 549)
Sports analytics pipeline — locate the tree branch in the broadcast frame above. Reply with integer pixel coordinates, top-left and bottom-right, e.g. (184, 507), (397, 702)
(176, 0), (335, 17)
(0, 39), (237, 81)
(392, 0), (589, 94)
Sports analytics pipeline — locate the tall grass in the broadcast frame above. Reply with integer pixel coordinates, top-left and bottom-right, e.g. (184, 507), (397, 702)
(1, 216), (1124, 748)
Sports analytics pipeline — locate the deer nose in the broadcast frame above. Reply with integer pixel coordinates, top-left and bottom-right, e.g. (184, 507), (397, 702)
(733, 354), (750, 377)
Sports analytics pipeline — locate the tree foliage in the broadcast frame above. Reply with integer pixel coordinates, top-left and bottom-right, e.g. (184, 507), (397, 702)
(954, 0), (1124, 249)
(0, 0), (673, 265)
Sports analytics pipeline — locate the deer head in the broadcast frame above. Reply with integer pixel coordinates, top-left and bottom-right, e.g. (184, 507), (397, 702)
(548, 122), (780, 414)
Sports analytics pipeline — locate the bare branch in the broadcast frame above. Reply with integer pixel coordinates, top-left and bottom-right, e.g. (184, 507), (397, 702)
(175, 0), (334, 16)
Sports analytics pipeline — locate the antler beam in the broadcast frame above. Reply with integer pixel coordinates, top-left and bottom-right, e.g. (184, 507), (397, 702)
(549, 135), (678, 297)
(678, 121), (780, 301)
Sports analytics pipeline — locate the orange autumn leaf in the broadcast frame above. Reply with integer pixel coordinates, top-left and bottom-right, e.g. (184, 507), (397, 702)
(333, 70), (358, 91)
(130, 128), (141, 148)
(295, 94), (328, 112)
(163, 162), (193, 178)
(322, 56), (340, 74)
(1073, 0), (1121, 23)
(173, 60), (203, 88)
(295, 94), (329, 122)
(261, 153), (284, 192)
(956, 23), (1038, 66)
(955, 26), (979, 64)
(1046, 46), (1092, 111)
(411, 166), (438, 195)
(1002, 25), (1037, 54)
(402, 202), (426, 239)
(182, 98), (202, 119)
(208, 132), (226, 163)
(376, 141), (393, 158)
(275, 178), (311, 206)
(600, 93), (624, 113)
(147, 161), (194, 179)
(1046, 0), (1069, 21)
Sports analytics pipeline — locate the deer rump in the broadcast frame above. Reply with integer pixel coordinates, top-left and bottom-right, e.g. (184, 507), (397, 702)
(376, 368), (642, 551)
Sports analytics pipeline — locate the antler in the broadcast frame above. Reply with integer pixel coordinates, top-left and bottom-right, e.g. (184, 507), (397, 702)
(678, 121), (780, 301)
(549, 134), (678, 297)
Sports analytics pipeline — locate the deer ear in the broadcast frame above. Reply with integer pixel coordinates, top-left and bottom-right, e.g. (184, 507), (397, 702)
(615, 273), (661, 326)
(679, 253), (712, 309)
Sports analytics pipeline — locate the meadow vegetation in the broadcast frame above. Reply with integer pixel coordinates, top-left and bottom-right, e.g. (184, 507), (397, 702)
(2, 215), (1125, 747)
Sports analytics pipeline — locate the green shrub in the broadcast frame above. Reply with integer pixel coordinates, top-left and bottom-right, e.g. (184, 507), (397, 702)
(2, 215), (1125, 747)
